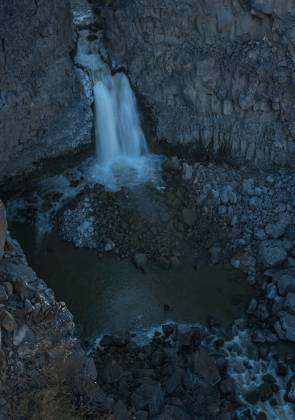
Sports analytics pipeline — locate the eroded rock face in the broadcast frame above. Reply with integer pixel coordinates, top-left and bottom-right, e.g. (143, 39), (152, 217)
(102, 0), (295, 168)
(0, 232), (105, 419)
(0, 0), (93, 183)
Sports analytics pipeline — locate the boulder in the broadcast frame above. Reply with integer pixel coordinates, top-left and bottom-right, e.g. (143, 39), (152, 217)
(104, 239), (115, 252)
(219, 378), (235, 395)
(163, 157), (181, 172)
(182, 163), (193, 181)
(162, 405), (191, 420)
(103, 360), (123, 384)
(285, 377), (295, 403)
(254, 228), (267, 241)
(165, 368), (184, 395)
(13, 324), (30, 347)
(276, 272), (295, 295)
(182, 208), (196, 227)
(113, 400), (129, 420)
(193, 347), (221, 385)
(1, 310), (17, 332)
(210, 246), (221, 264)
(266, 283), (277, 300)
(131, 381), (164, 416)
(0, 286), (8, 303)
(0, 201), (7, 261)
(265, 217), (289, 239)
(259, 240), (287, 268)
(133, 253), (147, 270)
(134, 412), (148, 420)
(284, 293), (295, 315)
(275, 311), (295, 342)
(231, 254), (256, 274)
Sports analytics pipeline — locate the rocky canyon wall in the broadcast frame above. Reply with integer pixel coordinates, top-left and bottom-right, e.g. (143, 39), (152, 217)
(102, 0), (295, 168)
(0, 0), (92, 183)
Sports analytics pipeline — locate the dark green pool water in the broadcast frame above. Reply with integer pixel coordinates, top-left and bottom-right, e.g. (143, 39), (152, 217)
(11, 223), (253, 339)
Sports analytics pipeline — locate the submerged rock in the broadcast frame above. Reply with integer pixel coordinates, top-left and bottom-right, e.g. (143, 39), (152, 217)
(133, 253), (148, 271)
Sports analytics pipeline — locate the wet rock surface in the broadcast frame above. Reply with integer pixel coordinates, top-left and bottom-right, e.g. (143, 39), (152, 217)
(94, 325), (240, 418)
(93, 323), (295, 419)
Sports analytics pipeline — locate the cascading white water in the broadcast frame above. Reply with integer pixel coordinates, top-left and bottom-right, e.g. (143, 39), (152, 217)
(91, 73), (160, 190)
(94, 73), (148, 163)
(74, 9), (160, 190)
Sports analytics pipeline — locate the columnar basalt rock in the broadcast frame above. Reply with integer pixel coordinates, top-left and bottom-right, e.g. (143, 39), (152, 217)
(101, 0), (295, 168)
(0, 0), (93, 184)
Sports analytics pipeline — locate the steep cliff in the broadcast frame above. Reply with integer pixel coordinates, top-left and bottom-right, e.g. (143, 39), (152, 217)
(0, 0), (93, 183)
(102, 0), (295, 168)
(0, 201), (107, 418)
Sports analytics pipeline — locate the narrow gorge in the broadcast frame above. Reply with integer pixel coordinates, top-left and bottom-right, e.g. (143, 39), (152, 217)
(0, 0), (295, 419)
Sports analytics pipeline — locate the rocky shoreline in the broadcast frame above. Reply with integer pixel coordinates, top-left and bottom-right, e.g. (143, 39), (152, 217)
(7, 152), (295, 345)
(2, 152), (294, 419)
(93, 322), (295, 419)
(2, 183), (295, 416)
(0, 202), (103, 418)
(1, 216), (294, 420)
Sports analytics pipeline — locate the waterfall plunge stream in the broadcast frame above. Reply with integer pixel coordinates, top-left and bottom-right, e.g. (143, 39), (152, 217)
(74, 14), (160, 190)
(91, 73), (160, 190)
(94, 74), (148, 163)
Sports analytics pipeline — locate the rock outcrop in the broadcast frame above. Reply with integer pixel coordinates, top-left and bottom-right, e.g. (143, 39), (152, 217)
(0, 0), (93, 184)
(0, 226), (104, 418)
(101, 0), (295, 168)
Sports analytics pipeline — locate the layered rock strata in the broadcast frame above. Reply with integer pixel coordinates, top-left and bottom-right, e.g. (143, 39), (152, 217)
(100, 0), (295, 168)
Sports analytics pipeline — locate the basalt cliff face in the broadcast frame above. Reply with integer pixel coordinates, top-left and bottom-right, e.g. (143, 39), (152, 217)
(102, 0), (295, 168)
(0, 0), (92, 184)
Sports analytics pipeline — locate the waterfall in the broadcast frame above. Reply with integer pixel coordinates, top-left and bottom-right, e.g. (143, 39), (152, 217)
(72, 0), (160, 190)
(94, 73), (148, 164)
(91, 72), (160, 190)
